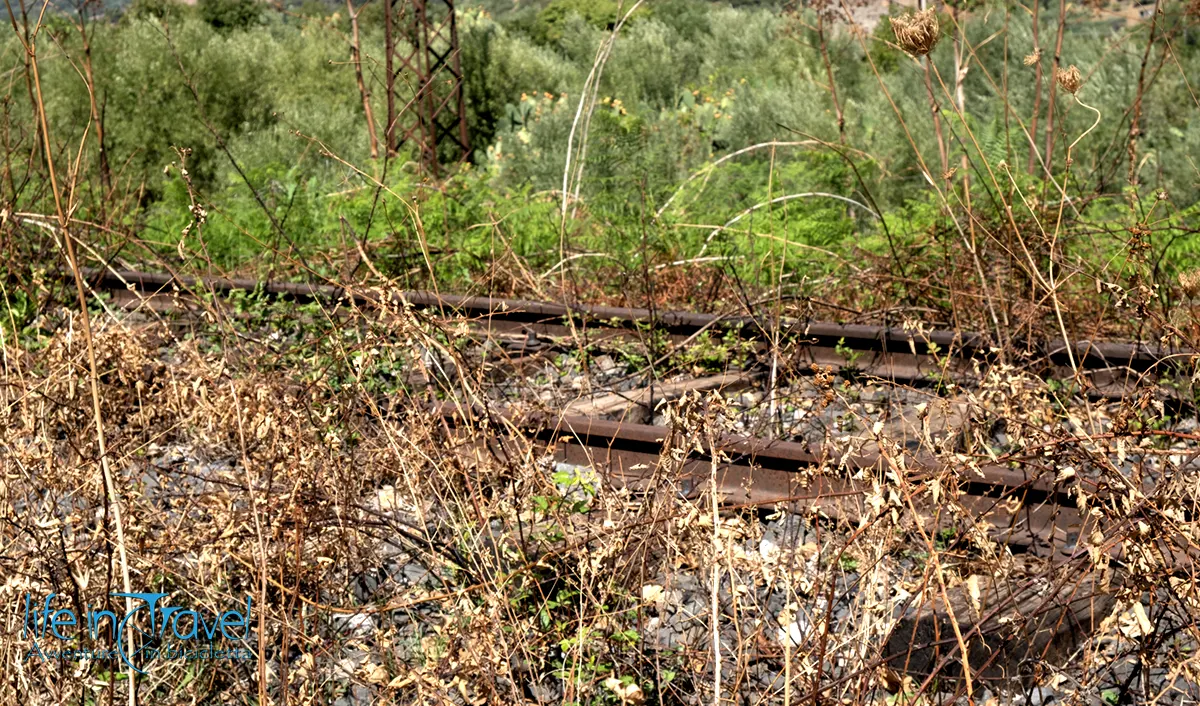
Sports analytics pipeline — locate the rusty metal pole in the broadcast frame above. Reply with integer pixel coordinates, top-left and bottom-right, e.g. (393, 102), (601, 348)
(383, 0), (396, 155)
(387, 0), (470, 175)
(416, 0), (439, 178)
(448, 3), (470, 168)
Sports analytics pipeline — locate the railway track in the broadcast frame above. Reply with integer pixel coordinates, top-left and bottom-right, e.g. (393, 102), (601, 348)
(437, 401), (1196, 683)
(63, 267), (1200, 683)
(70, 266), (1197, 566)
(438, 404), (1188, 565)
(78, 267), (1195, 398)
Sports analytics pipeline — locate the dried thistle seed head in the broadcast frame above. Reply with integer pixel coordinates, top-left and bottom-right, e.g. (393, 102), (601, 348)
(1023, 48), (1041, 66)
(891, 10), (940, 57)
(1180, 269), (1200, 298)
(1056, 65), (1083, 94)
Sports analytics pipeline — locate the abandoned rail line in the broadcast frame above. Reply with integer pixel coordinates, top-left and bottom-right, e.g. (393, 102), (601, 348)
(435, 401), (1196, 684)
(437, 403), (1189, 567)
(63, 266), (1197, 564)
(57, 266), (1200, 683)
(76, 267), (1193, 395)
(70, 268), (1195, 557)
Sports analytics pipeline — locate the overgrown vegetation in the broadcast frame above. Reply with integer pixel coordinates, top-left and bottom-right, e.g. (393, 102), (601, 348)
(4, 0), (1200, 326)
(4, 0), (1200, 704)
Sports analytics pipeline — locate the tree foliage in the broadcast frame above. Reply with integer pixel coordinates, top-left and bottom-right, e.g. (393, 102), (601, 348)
(198, 0), (262, 30)
(6, 0), (1200, 283)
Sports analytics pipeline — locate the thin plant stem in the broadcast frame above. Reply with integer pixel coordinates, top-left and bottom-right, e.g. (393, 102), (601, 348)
(26, 7), (136, 705)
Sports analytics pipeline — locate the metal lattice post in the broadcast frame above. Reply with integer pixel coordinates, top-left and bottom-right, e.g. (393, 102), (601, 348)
(383, 0), (470, 177)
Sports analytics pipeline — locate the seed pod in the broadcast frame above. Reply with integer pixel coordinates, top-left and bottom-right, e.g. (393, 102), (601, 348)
(1179, 269), (1200, 298)
(891, 10), (941, 57)
(1055, 65), (1083, 94)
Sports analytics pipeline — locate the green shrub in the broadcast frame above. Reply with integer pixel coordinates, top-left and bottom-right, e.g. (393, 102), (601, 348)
(198, 0), (262, 31)
(126, 0), (194, 22)
(8, 0), (1198, 291)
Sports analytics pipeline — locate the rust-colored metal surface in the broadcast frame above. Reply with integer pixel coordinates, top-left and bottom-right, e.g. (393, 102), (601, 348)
(75, 268), (1197, 685)
(80, 269), (1193, 379)
(384, 0), (469, 175)
(436, 404), (1196, 571)
(77, 267), (1197, 567)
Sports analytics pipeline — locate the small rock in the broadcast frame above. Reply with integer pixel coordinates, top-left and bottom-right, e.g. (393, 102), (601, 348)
(593, 355), (616, 373)
(776, 619), (808, 647)
(334, 613), (375, 637)
(527, 680), (560, 703)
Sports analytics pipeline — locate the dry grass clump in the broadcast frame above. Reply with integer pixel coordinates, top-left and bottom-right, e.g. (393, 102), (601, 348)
(2, 285), (1199, 706)
(891, 9), (941, 57)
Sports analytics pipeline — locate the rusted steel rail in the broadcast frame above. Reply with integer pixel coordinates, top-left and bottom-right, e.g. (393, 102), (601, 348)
(69, 268), (1196, 683)
(78, 268), (1193, 391)
(439, 402), (1196, 683)
(438, 404), (1194, 568)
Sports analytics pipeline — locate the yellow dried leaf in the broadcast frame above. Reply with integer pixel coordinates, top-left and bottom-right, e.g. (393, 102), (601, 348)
(361, 662), (389, 685)
(1133, 602), (1153, 635)
(966, 574), (982, 613)
(604, 677), (645, 704)
(386, 674), (414, 690)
